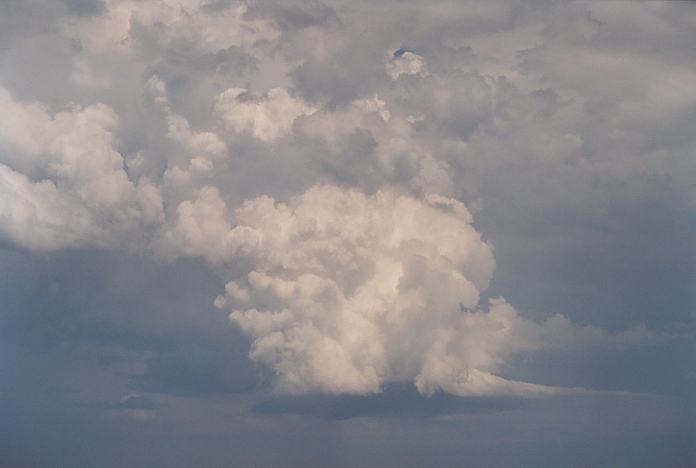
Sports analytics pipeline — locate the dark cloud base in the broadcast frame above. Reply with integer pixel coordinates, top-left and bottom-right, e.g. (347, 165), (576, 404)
(253, 384), (529, 420)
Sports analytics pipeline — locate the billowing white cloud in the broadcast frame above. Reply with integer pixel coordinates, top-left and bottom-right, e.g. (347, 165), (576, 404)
(208, 185), (493, 394)
(215, 87), (317, 142)
(205, 184), (646, 396)
(0, 164), (101, 251)
(0, 87), (162, 250)
(152, 186), (235, 264)
(0, 0), (684, 403)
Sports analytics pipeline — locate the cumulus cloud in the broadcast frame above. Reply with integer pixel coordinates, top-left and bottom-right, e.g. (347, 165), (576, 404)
(146, 75), (226, 161)
(0, 164), (100, 251)
(208, 186), (492, 394)
(291, 93), (454, 195)
(144, 74), (228, 194)
(152, 186), (235, 264)
(60, 0), (278, 54)
(353, 95), (391, 121)
(204, 185), (644, 396)
(0, 0), (686, 404)
(386, 50), (427, 80)
(0, 86), (162, 250)
(215, 87), (317, 142)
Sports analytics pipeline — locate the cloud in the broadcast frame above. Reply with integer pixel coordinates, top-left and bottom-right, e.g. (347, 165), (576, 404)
(253, 384), (527, 420)
(352, 95), (391, 121)
(206, 184), (491, 394)
(152, 186), (236, 264)
(0, 164), (101, 251)
(386, 50), (426, 80)
(215, 87), (317, 142)
(0, 86), (162, 250)
(291, 94), (454, 195)
(146, 75), (227, 162)
(1, 3), (696, 467)
(144, 75), (229, 195)
(60, 0), (278, 54)
(0, 0), (690, 408)
(204, 184), (648, 396)
(113, 393), (158, 410)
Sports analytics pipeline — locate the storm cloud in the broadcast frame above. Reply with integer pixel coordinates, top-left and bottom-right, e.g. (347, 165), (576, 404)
(1, 0), (694, 466)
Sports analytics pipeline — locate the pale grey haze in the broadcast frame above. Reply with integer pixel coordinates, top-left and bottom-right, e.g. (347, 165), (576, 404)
(0, 0), (694, 466)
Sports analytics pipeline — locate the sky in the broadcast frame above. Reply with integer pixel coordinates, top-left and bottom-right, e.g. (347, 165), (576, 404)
(0, 0), (695, 466)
